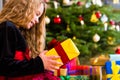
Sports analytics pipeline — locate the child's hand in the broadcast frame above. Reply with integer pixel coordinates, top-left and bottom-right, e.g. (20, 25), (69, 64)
(39, 50), (63, 72)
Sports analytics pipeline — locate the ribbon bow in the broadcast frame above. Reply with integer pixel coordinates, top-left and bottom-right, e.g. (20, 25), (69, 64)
(47, 38), (60, 50)
(107, 61), (120, 80)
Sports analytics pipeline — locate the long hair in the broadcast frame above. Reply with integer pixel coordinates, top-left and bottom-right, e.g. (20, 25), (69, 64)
(0, 0), (46, 58)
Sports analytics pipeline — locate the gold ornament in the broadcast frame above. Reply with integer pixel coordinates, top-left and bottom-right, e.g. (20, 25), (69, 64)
(107, 36), (115, 45)
(66, 24), (70, 32)
(94, 43), (98, 48)
(90, 13), (99, 23)
(73, 36), (76, 40)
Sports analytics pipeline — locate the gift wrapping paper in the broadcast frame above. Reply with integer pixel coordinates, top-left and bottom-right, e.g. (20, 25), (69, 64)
(60, 75), (89, 80)
(67, 65), (102, 80)
(54, 68), (68, 76)
(90, 55), (109, 66)
(67, 65), (89, 75)
(66, 58), (78, 71)
(105, 61), (120, 80)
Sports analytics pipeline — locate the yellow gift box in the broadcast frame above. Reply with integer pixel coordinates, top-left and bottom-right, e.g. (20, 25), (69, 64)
(46, 38), (80, 67)
(54, 68), (68, 76)
(90, 55), (109, 66)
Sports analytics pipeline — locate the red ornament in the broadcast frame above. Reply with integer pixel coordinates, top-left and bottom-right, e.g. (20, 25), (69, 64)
(78, 15), (83, 21)
(77, 1), (82, 6)
(115, 47), (120, 54)
(95, 11), (102, 19)
(53, 15), (61, 24)
(109, 20), (115, 25)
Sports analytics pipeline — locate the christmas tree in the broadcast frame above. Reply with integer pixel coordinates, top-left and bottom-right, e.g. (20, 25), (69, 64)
(45, 0), (120, 63)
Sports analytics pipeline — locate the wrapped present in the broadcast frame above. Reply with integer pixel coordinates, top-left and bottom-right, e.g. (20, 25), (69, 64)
(66, 58), (79, 71)
(90, 66), (103, 80)
(90, 55), (109, 66)
(102, 66), (107, 80)
(67, 65), (89, 75)
(67, 65), (102, 80)
(46, 38), (80, 67)
(105, 61), (120, 80)
(60, 75), (89, 80)
(54, 65), (68, 76)
(67, 65), (83, 75)
(54, 58), (79, 76)
(109, 54), (120, 61)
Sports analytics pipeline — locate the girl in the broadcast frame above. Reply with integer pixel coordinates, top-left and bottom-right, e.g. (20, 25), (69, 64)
(0, 0), (62, 79)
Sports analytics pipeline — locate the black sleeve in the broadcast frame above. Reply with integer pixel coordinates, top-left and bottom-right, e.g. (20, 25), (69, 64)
(0, 21), (44, 77)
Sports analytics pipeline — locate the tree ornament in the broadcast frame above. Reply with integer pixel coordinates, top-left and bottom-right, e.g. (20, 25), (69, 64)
(63, 0), (70, 5)
(100, 14), (108, 23)
(115, 47), (120, 54)
(73, 36), (76, 40)
(109, 25), (116, 30)
(90, 12), (99, 23)
(109, 20), (116, 30)
(107, 36), (115, 45)
(66, 24), (70, 32)
(93, 43), (98, 48)
(115, 25), (120, 31)
(92, 0), (103, 7)
(104, 22), (108, 31)
(80, 20), (84, 25)
(79, 15), (84, 25)
(109, 20), (115, 25)
(85, 2), (92, 8)
(95, 11), (102, 19)
(93, 33), (100, 42)
(53, 1), (59, 9)
(79, 15), (83, 21)
(53, 15), (61, 24)
(45, 16), (50, 24)
(77, 1), (82, 6)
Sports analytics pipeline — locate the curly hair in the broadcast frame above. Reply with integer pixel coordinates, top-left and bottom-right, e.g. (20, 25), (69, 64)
(0, 0), (46, 58)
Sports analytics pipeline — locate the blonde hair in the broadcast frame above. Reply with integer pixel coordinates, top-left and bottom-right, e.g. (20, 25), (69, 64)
(0, 0), (46, 58)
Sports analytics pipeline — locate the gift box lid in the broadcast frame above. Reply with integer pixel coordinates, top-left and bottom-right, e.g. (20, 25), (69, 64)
(109, 54), (120, 61)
